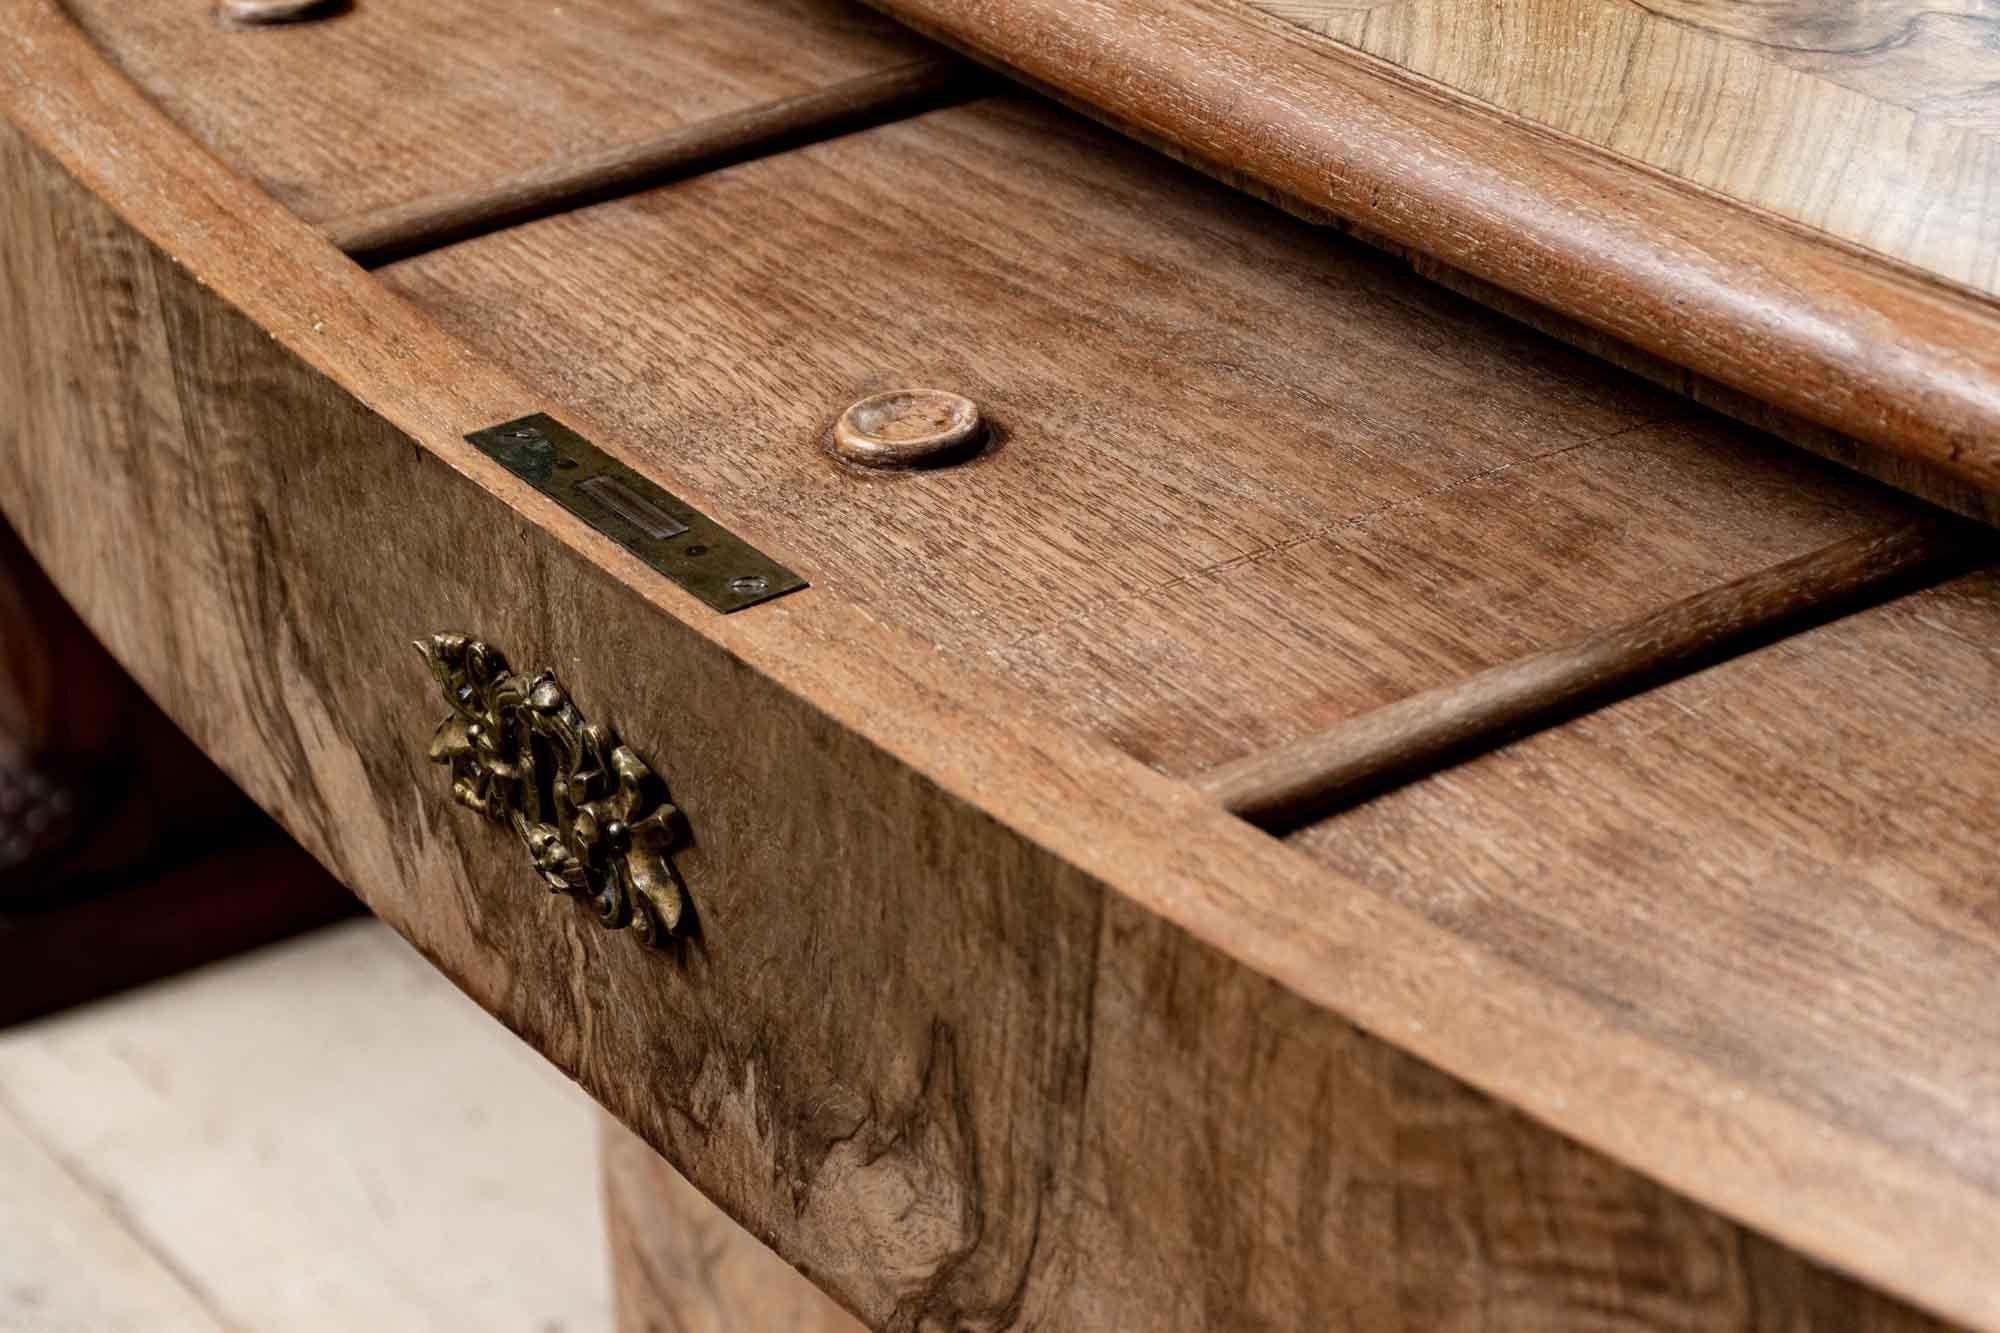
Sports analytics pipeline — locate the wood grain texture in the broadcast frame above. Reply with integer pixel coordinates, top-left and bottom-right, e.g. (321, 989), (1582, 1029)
(1199, 518), (1976, 828)
(62, 0), (937, 226)
(939, 110), (2000, 528)
(1653, 0), (2000, 133)
(1351, 233), (2000, 527)
(0, 516), (273, 904)
(0, 517), (129, 773)
(603, 1113), (864, 1333)
(19, 123), (1902, 1330)
(1254, 0), (2000, 297)
(327, 59), (974, 267)
(381, 96), (1922, 780)
(1292, 569), (2000, 1300)
(862, 0), (2000, 506)
(3, 4), (1993, 1327)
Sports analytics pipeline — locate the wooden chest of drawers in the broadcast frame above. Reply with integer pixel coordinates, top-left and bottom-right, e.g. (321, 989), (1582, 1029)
(4, 0), (1997, 1327)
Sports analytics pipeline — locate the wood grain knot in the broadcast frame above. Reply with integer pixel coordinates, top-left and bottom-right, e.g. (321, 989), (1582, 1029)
(216, 0), (341, 28)
(831, 390), (984, 468)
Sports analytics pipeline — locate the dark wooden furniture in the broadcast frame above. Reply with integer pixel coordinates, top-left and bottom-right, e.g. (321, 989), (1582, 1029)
(4, 0), (1996, 1327)
(0, 519), (353, 1025)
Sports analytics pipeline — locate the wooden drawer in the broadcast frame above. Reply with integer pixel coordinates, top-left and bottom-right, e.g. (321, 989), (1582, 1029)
(63, 0), (939, 236)
(379, 97), (1918, 778)
(1, 4), (1987, 1327)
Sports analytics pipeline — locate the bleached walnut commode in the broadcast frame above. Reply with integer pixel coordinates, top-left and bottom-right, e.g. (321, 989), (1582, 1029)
(4, 0), (1998, 1327)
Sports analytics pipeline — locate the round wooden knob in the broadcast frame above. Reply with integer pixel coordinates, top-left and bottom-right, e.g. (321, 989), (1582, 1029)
(831, 390), (984, 468)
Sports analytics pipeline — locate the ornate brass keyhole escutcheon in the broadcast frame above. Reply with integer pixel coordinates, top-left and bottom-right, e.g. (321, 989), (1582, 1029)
(418, 634), (685, 948)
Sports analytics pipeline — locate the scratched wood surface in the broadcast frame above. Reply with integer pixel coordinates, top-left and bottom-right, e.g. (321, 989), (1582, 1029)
(1252, 0), (2000, 298)
(381, 97), (1922, 778)
(1292, 568), (2000, 1280)
(61, 0), (938, 226)
(4, 6), (1986, 1325)
(864, 0), (2000, 514)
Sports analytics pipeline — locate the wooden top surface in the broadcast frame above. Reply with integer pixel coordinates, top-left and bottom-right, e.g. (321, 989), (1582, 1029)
(866, 0), (2000, 513)
(61, 0), (935, 225)
(368, 96), (2000, 1320)
(1256, 0), (2000, 299)
(379, 97), (1918, 778)
(1296, 567), (2000, 1236)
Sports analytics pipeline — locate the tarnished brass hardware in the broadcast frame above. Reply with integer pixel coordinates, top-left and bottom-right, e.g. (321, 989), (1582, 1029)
(418, 634), (684, 947)
(466, 414), (806, 614)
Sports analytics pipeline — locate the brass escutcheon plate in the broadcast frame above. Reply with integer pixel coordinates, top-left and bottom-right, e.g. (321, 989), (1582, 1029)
(467, 413), (806, 613)
(419, 634), (686, 949)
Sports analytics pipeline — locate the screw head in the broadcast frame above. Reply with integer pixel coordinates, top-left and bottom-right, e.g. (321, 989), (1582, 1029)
(729, 575), (770, 596)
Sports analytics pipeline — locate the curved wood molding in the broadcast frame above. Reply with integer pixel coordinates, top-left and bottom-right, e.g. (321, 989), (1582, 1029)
(863, 0), (2000, 499)
(1, 2), (1990, 1327)
(1198, 519), (1978, 829)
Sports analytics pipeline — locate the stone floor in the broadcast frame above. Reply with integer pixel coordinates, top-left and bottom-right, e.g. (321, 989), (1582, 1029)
(0, 918), (611, 1333)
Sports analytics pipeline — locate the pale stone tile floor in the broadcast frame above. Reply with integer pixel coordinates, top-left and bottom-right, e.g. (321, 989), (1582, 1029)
(0, 918), (612, 1333)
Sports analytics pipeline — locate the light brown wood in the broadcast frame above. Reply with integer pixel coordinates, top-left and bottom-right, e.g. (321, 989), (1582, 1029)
(4, 3), (1995, 1328)
(1367, 234), (2000, 527)
(1066, 175), (2000, 526)
(327, 60), (973, 266)
(1199, 518), (1977, 828)
(65, 0), (938, 226)
(603, 1113), (864, 1333)
(379, 97), (1922, 781)
(864, 0), (2000, 506)
(1255, 0), (2000, 298)
(1292, 568), (2000, 1317)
